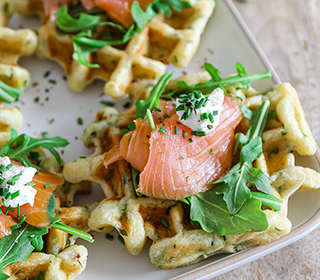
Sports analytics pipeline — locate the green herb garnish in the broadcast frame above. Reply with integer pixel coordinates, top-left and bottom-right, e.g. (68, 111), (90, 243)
(48, 195), (94, 243)
(0, 225), (48, 280)
(183, 100), (283, 235)
(0, 129), (69, 169)
(0, 81), (23, 104)
(135, 72), (173, 119)
(162, 62), (272, 99)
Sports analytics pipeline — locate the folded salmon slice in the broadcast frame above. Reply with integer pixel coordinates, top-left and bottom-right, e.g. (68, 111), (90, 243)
(111, 96), (243, 200)
(0, 212), (17, 239)
(1, 162), (64, 228)
(43, 0), (154, 28)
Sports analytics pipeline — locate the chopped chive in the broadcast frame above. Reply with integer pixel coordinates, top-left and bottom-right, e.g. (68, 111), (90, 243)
(146, 109), (155, 131)
(7, 180), (15, 186)
(3, 188), (8, 196)
(10, 224), (21, 230)
(0, 188), (3, 196)
(196, 98), (206, 109)
(191, 131), (206, 137)
(147, 214), (154, 220)
(161, 220), (169, 227)
(117, 235), (125, 245)
(200, 113), (208, 121)
(5, 206), (11, 215)
(208, 113), (214, 123)
(44, 183), (50, 189)
(213, 110), (218, 116)
(188, 138), (193, 143)
(43, 70), (51, 78)
(100, 101), (115, 107)
(164, 113), (170, 118)
(6, 163), (13, 170)
(179, 156), (184, 160)
(10, 208), (15, 212)
(17, 204), (20, 217)
(77, 117), (83, 125)
(182, 130), (187, 138)
(159, 128), (168, 134)
(12, 173), (22, 181)
(174, 126), (178, 134)
(2, 198), (7, 207)
(186, 107), (192, 118)
(4, 192), (11, 199)
(155, 107), (162, 112)
(105, 233), (114, 241)
(178, 98), (188, 103)
(26, 181), (36, 186)
(11, 190), (20, 199)
(181, 112), (187, 120)
(176, 104), (185, 111)
(0, 165), (5, 173)
(194, 91), (201, 98)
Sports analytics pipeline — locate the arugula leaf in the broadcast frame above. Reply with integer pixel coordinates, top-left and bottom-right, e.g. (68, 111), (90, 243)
(153, 0), (192, 17)
(48, 195), (94, 243)
(56, 5), (105, 33)
(135, 72), (173, 119)
(0, 81), (23, 104)
(214, 100), (272, 214)
(0, 129), (69, 169)
(131, 2), (157, 30)
(251, 192), (283, 211)
(186, 191), (268, 235)
(161, 62), (272, 99)
(0, 225), (48, 280)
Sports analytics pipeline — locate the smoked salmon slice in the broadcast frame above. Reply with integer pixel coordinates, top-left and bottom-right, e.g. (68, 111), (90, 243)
(1, 162), (64, 228)
(91, 0), (154, 28)
(0, 212), (17, 239)
(105, 96), (243, 200)
(43, 0), (154, 28)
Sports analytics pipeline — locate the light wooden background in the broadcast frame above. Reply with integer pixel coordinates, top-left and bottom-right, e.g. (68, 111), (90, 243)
(214, 0), (320, 279)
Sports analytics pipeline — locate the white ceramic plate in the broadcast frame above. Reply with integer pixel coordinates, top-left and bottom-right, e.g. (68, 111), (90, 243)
(7, 0), (320, 279)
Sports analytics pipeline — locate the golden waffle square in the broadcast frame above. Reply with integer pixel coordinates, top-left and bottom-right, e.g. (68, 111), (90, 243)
(2, 245), (88, 280)
(17, 0), (215, 98)
(62, 71), (320, 269)
(0, 4), (38, 146)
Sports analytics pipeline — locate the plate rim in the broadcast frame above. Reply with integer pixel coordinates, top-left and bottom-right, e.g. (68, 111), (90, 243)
(170, 0), (320, 278)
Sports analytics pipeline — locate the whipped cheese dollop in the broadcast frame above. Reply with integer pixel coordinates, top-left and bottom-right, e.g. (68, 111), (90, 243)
(174, 88), (224, 134)
(0, 156), (37, 208)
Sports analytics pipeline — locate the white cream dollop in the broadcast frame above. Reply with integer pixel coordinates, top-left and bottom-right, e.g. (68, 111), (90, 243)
(174, 88), (224, 134)
(0, 156), (37, 208)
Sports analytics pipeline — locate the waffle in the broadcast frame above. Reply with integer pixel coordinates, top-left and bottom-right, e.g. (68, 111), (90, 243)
(0, 14), (38, 145)
(2, 245), (88, 280)
(17, 0), (215, 98)
(62, 72), (319, 269)
(0, 0), (14, 27)
(0, 1), (38, 144)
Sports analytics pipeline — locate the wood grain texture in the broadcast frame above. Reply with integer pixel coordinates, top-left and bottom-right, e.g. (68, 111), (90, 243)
(214, 1), (320, 279)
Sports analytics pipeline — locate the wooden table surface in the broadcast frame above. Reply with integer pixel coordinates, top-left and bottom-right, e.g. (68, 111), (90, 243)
(215, 1), (320, 279)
